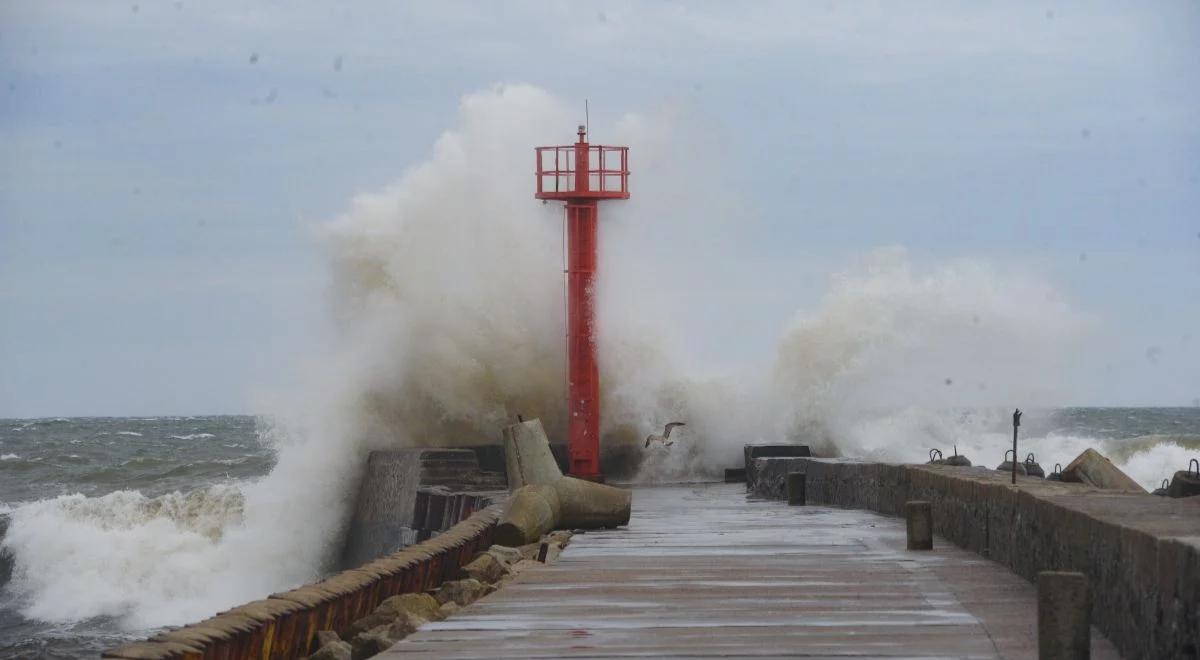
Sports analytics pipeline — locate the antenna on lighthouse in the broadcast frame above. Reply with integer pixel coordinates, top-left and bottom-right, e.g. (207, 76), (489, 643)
(534, 125), (630, 481)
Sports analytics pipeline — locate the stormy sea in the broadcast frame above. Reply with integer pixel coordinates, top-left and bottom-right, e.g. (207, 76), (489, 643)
(1, 409), (1198, 658)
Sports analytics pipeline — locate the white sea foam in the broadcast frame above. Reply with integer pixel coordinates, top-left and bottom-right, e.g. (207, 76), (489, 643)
(1, 454), (18, 461)
(1, 486), (252, 625)
(170, 434), (216, 440)
(0, 84), (1175, 633)
(115, 432), (143, 437)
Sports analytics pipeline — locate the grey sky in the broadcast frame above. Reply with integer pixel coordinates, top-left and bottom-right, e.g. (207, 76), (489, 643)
(1, 1), (1197, 417)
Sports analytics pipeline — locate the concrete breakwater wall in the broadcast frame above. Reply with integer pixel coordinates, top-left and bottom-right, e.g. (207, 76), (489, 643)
(103, 504), (503, 660)
(749, 457), (1200, 660)
(341, 449), (506, 568)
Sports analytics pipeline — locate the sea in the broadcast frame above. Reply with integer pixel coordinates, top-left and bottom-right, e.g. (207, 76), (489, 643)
(0, 409), (1197, 658)
(0, 416), (271, 659)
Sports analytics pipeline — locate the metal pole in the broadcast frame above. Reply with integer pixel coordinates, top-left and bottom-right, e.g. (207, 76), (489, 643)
(1012, 408), (1022, 485)
(565, 201), (599, 479)
(565, 126), (601, 480)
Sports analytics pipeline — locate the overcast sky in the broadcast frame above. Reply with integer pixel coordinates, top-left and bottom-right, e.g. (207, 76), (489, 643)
(1, 1), (1197, 417)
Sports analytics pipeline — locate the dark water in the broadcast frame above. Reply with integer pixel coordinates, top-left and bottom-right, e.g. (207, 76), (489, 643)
(0, 409), (1196, 658)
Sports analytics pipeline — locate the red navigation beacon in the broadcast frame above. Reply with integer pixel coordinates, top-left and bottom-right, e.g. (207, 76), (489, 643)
(535, 125), (629, 481)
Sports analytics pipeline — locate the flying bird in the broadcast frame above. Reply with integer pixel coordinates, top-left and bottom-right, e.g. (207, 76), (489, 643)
(645, 422), (686, 448)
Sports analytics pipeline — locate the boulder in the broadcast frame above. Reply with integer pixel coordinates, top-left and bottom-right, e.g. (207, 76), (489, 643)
(376, 593), (440, 622)
(347, 610), (398, 639)
(436, 602), (461, 620)
(546, 530), (574, 546)
(350, 630), (392, 660)
(459, 551), (505, 583)
(316, 630), (341, 648)
(1061, 448), (1146, 492)
(311, 640), (352, 660)
(486, 544), (523, 566)
(518, 543), (541, 560)
(384, 612), (426, 638)
(435, 578), (489, 607)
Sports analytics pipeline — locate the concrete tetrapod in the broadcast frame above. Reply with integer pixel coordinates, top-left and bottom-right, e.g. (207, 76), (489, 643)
(496, 419), (632, 546)
(1061, 448), (1146, 492)
(503, 419), (566, 489)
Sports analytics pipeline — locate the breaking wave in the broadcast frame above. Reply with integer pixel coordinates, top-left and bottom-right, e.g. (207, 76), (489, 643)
(0, 84), (1181, 636)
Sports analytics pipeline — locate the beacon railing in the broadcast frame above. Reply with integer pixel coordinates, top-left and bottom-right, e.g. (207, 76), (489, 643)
(535, 145), (629, 199)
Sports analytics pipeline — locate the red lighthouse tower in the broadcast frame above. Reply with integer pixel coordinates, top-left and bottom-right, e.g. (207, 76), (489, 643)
(535, 126), (629, 481)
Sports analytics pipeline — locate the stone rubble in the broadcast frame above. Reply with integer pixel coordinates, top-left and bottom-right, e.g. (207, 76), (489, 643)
(307, 531), (573, 660)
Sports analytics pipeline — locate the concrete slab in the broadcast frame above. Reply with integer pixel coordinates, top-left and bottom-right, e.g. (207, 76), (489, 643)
(380, 483), (1121, 658)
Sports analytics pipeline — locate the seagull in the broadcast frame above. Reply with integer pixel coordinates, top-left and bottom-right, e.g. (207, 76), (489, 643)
(645, 422), (686, 448)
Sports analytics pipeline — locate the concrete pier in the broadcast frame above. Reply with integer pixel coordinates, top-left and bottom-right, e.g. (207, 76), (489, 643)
(382, 484), (1120, 658)
(1038, 571), (1091, 660)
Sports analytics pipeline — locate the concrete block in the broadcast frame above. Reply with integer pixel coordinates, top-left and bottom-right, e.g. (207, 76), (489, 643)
(744, 444), (811, 491)
(1167, 467), (1200, 498)
(1038, 571), (1091, 660)
(905, 500), (932, 551)
(341, 450), (424, 569)
(749, 457), (808, 499)
(1061, 448), (1145, 492)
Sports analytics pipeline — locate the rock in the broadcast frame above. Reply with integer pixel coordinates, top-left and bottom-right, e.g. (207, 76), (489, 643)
(435, 578), (489, 606)
(376, 593), (440, 622)
(546, 530), (574, 546)
(1061, 448), (1146, 492)
(384, 612), (426, 639)
(346, 610), (398, 639)
(486, 544), (523, 566)
(436, 601), (461, 620)
(350, 630), (392, 660)
(310, 640), (352, 660)
(315, 630), (341, 648)
(537, 540), (563, 563)
(943, 455), (972, 467)
(459, 552), (505, 583)
(518, 543), (541, 560)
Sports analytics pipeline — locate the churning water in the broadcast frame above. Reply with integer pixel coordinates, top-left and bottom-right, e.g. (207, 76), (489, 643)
(2, 86), (1197, 658)
(2, 411), (1196, 657)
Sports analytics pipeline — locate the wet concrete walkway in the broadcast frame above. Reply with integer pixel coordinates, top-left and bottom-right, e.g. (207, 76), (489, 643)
(382, 483), (1120, 658)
